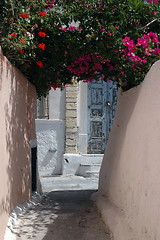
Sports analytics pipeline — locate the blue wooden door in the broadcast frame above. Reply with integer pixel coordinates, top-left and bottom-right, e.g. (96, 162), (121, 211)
(87, 80), (118, 154)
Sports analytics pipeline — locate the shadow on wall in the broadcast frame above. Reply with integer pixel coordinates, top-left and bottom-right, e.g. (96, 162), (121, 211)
(0, 50), (35, 239)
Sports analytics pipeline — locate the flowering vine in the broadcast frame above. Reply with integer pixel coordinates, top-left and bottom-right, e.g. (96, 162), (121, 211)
(1, 0), (160, 96)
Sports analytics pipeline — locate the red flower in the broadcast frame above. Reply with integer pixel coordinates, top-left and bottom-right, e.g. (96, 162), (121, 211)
(11, 32), (17, 37)
(38, 43), (46, 50)
(8, 34), (12, 39)
(21, 38), (25, 44)
(37, 61), (43, 68)
(38, 32), (46, 37)
(19, 49), (24, 54)
(52, 83), (59, 90)
(39, 11), (46, 17)
(20, 12), (29, 18)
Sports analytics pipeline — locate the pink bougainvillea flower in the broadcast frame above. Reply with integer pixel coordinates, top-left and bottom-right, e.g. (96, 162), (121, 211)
(38, 32), (46, 37)
(154, 48), (160, 55)
(20, 12), (29, 18)
(68, 26), (76, 31)
(100, 28), (105, 32)
(147, 0), (158, 3)
(38, 43), (46, 50)
(46, 0), (55, 9)
(37, 61), (43, 68)
(122, 36), (130, 42)
(60, 26), (67, 31)
(77, 27), (82, 31)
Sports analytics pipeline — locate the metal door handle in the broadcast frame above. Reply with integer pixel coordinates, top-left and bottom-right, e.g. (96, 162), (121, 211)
(105, 101), (111, 106)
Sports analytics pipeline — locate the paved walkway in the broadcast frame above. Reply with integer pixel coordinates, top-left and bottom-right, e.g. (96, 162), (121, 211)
(13, 176), (113, 240)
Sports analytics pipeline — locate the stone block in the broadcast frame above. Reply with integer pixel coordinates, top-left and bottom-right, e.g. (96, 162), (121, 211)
(66, 103), (77, 110)
(65, 146), (77, 153)
(66, 133), (77, 139)
(66, 97), (77, 103)
(66, 127), (77, 133)
(66, 92), (77, 98)
(66, 110), (77, 118)
(66, 118), (77, 128)
(66, 86), (78, 92)
(65, 138), (77, 145)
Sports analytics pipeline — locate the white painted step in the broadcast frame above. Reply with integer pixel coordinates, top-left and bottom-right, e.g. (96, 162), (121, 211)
(76, 163), (101, 178)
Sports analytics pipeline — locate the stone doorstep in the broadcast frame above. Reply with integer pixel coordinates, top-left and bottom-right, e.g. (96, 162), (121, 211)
(79, 163), (101, 166)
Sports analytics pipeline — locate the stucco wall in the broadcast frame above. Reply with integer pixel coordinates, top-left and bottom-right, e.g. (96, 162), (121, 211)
(36, 119), (65, 176)
(36, 88), (66, 176)
(94, 60), (160, 240)
(0, 48), (36, 240)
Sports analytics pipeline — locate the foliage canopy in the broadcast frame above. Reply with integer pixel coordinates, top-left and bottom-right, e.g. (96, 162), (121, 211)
(1, 0), (160, 96)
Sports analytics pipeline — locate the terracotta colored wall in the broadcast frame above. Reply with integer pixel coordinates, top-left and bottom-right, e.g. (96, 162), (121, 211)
(95, 61), (160, 240)
(0, 48), (36, 240)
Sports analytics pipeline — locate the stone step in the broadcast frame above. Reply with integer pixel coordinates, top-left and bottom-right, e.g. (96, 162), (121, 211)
(63, 153), (103, 175)
(85, 171), (100, 178)
(76, 163), (101, 178)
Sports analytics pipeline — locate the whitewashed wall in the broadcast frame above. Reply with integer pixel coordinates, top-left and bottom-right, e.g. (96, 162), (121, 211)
(36, 88), (66, 176)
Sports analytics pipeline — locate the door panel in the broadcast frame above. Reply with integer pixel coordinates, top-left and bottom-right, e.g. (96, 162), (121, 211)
(87, 80), (118, 154)
(106, 81), (118, 141)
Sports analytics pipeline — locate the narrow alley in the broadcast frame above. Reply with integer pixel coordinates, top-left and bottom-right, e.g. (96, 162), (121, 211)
(12, 176), (113, 240)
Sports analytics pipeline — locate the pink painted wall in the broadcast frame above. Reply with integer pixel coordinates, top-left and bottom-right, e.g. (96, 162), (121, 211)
(95, 61), (160, 240)
(0, 48), (36, 240)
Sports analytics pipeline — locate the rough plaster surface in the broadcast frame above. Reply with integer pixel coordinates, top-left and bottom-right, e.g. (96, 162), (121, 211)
(0, 47), (36, 240)
(96, 60), (160, 240)
(36, 120), (65, 176)
(3, 193), (41, 240)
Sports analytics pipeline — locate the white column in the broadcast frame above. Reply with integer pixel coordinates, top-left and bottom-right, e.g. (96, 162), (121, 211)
(77, 81), (88, 154)
(49, 88), (66, 120)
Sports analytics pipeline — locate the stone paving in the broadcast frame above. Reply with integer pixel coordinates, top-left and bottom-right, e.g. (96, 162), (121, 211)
(12, 175), (113, 240)
(40, 174), (99, 192)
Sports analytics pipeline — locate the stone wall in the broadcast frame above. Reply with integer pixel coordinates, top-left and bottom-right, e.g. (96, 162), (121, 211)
(65, 84), (78, 153)
(94, 60), (160, 240)
(0, 47), (36, 240)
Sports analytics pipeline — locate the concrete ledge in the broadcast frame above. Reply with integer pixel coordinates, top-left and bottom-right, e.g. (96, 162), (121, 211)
(35, 119), (65, 124)
(92, 192), (135, 240)
(63, 154), (103, 175)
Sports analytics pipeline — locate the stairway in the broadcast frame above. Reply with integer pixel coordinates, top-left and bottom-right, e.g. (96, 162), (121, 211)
(63, 154), (103, 178)
(76, 163), (101, 178)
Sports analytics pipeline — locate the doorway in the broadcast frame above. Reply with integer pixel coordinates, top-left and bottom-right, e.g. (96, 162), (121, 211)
(87, 80), (118, 154)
